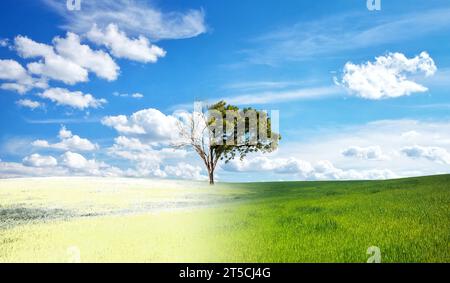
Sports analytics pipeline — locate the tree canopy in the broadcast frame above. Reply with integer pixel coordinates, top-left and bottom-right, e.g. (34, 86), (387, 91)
(175, 101), (280, 184)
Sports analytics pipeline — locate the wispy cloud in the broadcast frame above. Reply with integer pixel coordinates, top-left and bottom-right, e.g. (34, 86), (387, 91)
(16, 99), (44, 110)
(24, 117), (100, 124)
(0, 38), (9, 47)
(223, 81), (304, 92)
(418, 68), (450, 87)
(242, 9), (450, 65)
(403, 103), (450, 110)
(172, 85), (340, 110)
(113, 91), (144, 99)
(42, 0), (207, 41)
(222, 86), (340, 105)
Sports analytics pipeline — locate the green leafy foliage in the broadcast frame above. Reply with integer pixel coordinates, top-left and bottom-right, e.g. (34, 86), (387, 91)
(207, 101), (281, 163)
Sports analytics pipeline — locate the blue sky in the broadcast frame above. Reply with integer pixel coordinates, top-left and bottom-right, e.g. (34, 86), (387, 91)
(0, 0), (450, 181)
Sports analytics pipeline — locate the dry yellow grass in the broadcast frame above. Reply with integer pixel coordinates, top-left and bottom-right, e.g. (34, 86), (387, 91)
(1, 176), (448, 262)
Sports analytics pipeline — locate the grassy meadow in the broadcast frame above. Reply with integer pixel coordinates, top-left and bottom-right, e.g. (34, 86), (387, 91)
(0, 175), (449, 262)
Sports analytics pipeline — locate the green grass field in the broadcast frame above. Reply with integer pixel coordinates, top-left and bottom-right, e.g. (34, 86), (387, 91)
(0, 175), (449, 262)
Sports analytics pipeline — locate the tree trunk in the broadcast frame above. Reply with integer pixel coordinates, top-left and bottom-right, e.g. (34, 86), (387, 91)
(208, 170), (215, 185)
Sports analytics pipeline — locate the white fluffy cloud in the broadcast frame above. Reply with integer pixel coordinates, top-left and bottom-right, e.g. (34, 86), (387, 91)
(312, 160), (396, 180)
(53, 32), (119, 81)
(1, 1), (198, 101)
(3, 117), (450, 181)
(22, 153), (58, 167)
(222, 156), (311, 174)
(0, 153), (122, 178)
(16, 99), (43, 109)
(112, 136), (152, 152)
(0, 160), (68, 178)
(15, 35), (89, 85)
(32, 126), (98, 152)
(102, 108), (180, 143)
(163, 163), (207, 181)
(2, 30), (167, 97)
(109, 136), (187, 159)
(338, 52), (437, 99)
(60, 151), (90, 169)
(60, 151), (122, 177)
(38, 87), (106, 110)
(0, 59), (30, 81)
(341, 146), (389, 160)
(123, 162), (206, 180)
(107, 136), (189, 179)
(223, 156), (396, 181)
(87, 24), (166, 63)
(401, 145), (450, 165)
(14, 34), (120, 85)
(268, 120), (450, 179)
(14, 35), (54, 58)
(44, 0), (207, 40)
(0, 59), (48, 94)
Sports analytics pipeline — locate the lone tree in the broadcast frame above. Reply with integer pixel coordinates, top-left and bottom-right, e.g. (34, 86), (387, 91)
(174, 101), (280, 185)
